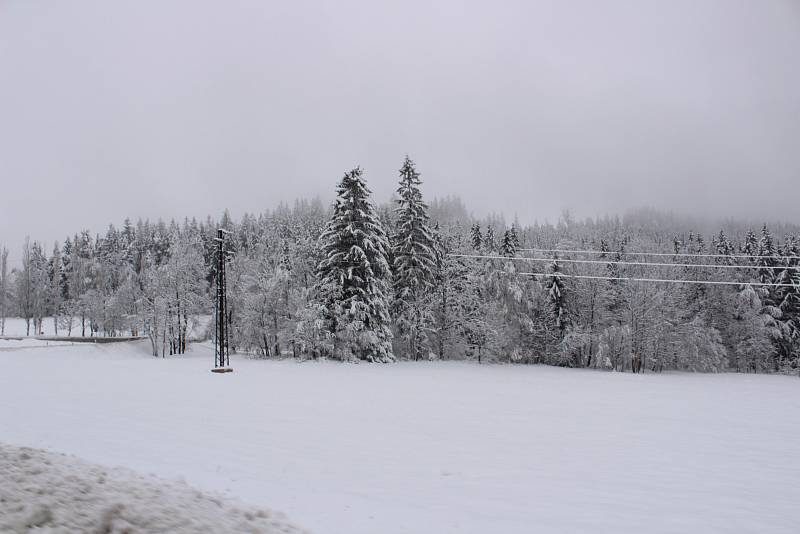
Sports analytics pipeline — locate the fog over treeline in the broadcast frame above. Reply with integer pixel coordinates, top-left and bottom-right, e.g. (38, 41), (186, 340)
(2, 0), (799, 254)
(1, 161), (798, 373)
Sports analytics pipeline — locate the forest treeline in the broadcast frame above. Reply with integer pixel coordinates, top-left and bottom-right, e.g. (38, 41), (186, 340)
(1, 157), (798, 373)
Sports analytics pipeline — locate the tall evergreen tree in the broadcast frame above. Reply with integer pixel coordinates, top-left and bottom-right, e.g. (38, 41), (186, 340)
(714, 230), (733, 261)
(742, 228), (758, 258)
(695, 233), (706, 253)
(544, 258), (568, 336)
(316, 167), (394, 362)
(470, 223), (482, 251)
(672, 235), (682, 255)
(500, 229), (517, 257)
(775, 235), (800, 369)
(392, 156), (437, 360)
(484, 226), (496, 252)
(757, 224), (777, 285)
(509, 224), (520, 250)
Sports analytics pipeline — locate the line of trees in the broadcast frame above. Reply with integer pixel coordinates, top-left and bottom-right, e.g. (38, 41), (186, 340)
(1, 159), (798, 372)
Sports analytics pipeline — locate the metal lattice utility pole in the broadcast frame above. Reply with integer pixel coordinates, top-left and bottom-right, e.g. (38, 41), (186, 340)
(212, 228), (233, 373)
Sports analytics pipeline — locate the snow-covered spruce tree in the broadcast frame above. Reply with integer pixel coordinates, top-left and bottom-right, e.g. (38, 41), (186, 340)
(543, 258), (568, 337)
(757, 224), (777, 286)
(470, 223), (482, 250)
(729, 284), (780, 372)
(484, 226), (496, 252)
(509, 223), (521, 250)
(58, 238), (75, 335)
(500, 229), (517, 257)
(754, 225), (788, 369)
(703, 230), (735, 315)
(714, 230), (734, 261)
(742, 228), (758, 258)
(672, 235), (682, 255)
(677, 232), (710, 324)
(774, 235), (800, 370)
(392, 156), (437, 360)
(316, 167), (394, 362)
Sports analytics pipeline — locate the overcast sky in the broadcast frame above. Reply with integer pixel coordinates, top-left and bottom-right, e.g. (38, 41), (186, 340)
(1, 0), (799, 256)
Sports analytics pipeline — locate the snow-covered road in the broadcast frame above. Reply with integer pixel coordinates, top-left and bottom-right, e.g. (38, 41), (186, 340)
(1, 340), (798, 534)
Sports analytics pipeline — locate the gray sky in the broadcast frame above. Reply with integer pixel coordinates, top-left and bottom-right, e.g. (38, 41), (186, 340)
(1, 0), (799, 255)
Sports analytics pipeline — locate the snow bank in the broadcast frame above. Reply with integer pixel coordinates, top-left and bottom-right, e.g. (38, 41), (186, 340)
(0, 443), (306, 534)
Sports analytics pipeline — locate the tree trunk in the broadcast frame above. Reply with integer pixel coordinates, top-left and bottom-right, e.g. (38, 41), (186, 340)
(273, 311), (280, 357)
(162, 312), (168, 358)
(182, 311), (188, 353)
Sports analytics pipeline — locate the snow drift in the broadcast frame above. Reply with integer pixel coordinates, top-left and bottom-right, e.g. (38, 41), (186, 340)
(0, 443), (306, 534)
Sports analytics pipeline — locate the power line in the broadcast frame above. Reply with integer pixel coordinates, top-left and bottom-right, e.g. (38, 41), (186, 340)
(517, 247), (800, 261)
(448, 253), (800, 271)
(518, 271), (797, 288)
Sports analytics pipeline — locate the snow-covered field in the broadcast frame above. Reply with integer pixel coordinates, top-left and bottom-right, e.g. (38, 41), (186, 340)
(1, 339), (799, 534)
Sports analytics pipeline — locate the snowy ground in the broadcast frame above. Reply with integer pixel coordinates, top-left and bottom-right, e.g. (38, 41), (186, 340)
(1, 339), (799, 534)
(1, 443), (305, 533)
